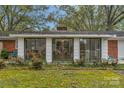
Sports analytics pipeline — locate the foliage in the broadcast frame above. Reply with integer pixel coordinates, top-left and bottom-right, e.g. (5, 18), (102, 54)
(31, 55), (43, 70)
(0, 5), (53, 31)
(0, 59), (6, 69)
(0, 49), (9, 59)
(114, 64), (124, 70)
(0, 5), (123, 31)
(9, 57), (25, 66)
(55, 5), (124, 31)
(104, 6), (124, 31)
(74, 59), (85, 66)
(101, 57), (118, 67)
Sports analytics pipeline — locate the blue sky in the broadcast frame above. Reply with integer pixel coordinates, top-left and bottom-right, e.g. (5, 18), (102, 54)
(47, 6), (57, 29)
(45, 6), (66, 29)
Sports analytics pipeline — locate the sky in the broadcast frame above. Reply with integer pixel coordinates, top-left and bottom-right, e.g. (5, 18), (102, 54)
(45, 6), (66, 29)
(46, 6), (57, 29)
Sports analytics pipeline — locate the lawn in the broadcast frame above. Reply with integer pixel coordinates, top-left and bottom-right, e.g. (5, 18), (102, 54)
(0, 68), (124, 88)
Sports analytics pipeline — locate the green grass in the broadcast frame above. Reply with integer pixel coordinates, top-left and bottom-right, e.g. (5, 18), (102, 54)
(0, 68), (124, 88)
(114, 64), (124, 70)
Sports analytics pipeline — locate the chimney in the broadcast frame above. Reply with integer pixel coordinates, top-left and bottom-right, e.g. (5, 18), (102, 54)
(57, 26), (67, 31)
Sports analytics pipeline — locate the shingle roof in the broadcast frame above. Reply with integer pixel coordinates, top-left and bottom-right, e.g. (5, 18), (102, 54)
(1, 30), (124, 36)
(10, 31), (124, 37)
(0, 31), (17, 40)
(0, 36), (16, 40)
(0, 31), (17, 36)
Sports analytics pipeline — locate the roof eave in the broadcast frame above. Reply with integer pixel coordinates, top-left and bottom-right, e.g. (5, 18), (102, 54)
(10, 34), (117, 38)
(0, 36), (16, 40)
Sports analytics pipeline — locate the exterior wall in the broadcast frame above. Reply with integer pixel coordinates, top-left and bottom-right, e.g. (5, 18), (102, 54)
(18, 38), (24, 59)
(102, 38), (124, 64)
(118, 40), (124, 59)
(0, 42), (3, 54)
(118, 40), (124, 64)
(101, 38), (108, 59)
(46, 38), (52, 63)
(73, 38), (80, 61)
(103, 39), (124, 64)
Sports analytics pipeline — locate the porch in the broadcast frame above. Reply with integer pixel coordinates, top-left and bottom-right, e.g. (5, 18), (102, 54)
(17, 37), (102, 64)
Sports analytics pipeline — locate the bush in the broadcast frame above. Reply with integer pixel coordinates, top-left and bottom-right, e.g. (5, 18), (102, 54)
(0, 59), (6, 69)
(9, 57), (25, 66)
(101, 57), (118, 67)
(75, 59), (85, 66)
(32, 56), (43, 70)
(0, 49), (9, 59)
(15, 57), (24, 65)
(93, 61), (99, 67)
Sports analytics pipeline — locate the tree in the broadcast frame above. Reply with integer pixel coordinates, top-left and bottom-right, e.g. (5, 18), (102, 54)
(0, 5), (50, 32)
(55, 6), (105, 31)
(55, 5), (124, 31)
(0, 5), (123, 32)
(104, 5), (124, 31)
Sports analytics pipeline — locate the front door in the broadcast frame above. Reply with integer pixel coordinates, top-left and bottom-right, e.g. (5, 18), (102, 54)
(3, 40), (15, 52)
(108, 40), (118, 59)
(53, 39), (73, 61)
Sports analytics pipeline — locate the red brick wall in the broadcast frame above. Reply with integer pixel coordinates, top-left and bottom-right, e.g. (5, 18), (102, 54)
(3, 40), (15, 52)
(108, 40), (118, 59)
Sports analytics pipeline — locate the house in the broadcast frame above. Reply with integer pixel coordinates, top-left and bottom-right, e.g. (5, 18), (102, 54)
(0, 31), (124, 64)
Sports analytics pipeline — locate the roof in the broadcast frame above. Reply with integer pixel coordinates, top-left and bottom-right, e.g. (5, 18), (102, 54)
(0, 31), (17, 36)
(9, 31), (124, 38)
(0, 30), (124, 35)
(0, 31), (17, 40)
(0, 36), (16, 40)
(10, 30), (124, 35)
(1, 31), (124, 38)
(9, 30), (124, 35)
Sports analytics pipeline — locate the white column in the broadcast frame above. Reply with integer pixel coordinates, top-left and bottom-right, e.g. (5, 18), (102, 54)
(101, 38), (108, 59)
(46, 38), (52, 63)
(18, 38), (24, 59)
(74, 38), (80, 61)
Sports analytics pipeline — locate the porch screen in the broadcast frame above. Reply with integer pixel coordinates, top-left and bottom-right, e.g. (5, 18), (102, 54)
(53, 38), (73, 61)
(80, 38), (101, 63)
(25, 38), (46, 60)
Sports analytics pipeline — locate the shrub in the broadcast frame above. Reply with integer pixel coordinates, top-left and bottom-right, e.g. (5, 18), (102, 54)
(101, 57), (118, 68)
(93, 61), (99, 67)
(111, 59), (118, 66)
(0, 59), (6, 69)
(101, 58), (108, 67)
(16, 57), (24, 65)
(32, 56), (43, 70)
(75, 59), (85, 66)
(0, 49), (9, 59)
(108, 57), (118, 67)
(9, 57), (25, 66)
